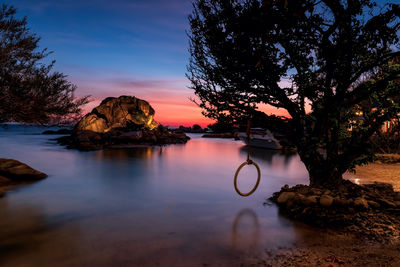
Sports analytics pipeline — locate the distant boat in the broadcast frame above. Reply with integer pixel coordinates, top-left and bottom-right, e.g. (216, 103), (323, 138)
(238, 128), (282, 150)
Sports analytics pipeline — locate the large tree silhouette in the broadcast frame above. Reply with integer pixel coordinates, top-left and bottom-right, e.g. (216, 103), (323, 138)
(187, 0), (400, 187)
(0, 4), (89, 124)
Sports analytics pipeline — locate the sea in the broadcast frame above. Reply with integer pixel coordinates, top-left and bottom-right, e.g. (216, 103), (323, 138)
(0, 124), (322, 266)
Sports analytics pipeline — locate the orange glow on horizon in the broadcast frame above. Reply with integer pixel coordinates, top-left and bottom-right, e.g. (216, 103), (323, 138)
(82, 98), (294, 129)
(81, 91), (297, 129)
(82, 96), (214, 128)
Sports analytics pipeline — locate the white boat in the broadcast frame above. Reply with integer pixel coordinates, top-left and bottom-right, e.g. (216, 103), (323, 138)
(238, 128), (282, 150)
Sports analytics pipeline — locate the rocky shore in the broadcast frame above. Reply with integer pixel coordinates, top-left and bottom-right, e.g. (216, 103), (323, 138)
(57, 127), (190, 151)
(270, 180), (400, 242)
(0, 158), (47, 196)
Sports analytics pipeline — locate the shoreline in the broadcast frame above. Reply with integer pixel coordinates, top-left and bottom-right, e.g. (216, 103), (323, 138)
(265, 160), (400, 266)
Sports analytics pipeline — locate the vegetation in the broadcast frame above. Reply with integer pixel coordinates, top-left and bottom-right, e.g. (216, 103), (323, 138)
(370, 118), (400, 154)
(0, 4), (89, 125)
(187, 0), (400, 188)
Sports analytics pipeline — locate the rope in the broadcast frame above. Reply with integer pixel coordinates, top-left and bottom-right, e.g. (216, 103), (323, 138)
(233, 118), (261, 197)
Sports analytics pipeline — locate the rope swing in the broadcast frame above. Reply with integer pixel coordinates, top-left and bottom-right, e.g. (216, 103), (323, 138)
(234, 119), (261, 197)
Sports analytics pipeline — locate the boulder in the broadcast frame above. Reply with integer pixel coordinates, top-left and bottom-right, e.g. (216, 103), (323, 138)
(354, 197), (369, 210)
(0, 158), (47, 180)
(319, 195), (334, 207)
(377, 198), (396, 208)
(74, 130), (103, 151)
(302, 195), (318, 206)
(75, 96), (158, 133)
(334, 197), (349, 207)
(277, 192), (295, 204)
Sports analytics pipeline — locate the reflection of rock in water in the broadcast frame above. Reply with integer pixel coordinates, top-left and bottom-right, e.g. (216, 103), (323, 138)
(94, 146), (159, 161)
(231, 209), (260, 251)
(0, 199), (81, 266)
(239, 146), (296, 166)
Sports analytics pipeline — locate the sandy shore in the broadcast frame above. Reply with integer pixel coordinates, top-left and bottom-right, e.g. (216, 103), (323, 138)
(345, 162), (400, 192)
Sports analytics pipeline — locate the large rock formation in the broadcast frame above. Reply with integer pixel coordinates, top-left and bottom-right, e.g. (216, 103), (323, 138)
(75, 96), (158, 133)
(57, 96), (190, 151)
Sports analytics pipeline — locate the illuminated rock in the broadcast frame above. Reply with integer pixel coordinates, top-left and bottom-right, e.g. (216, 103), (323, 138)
(75, 96), (158, 133)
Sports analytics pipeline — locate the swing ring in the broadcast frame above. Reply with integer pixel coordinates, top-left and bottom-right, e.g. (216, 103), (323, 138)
(234, 160), (261, 197)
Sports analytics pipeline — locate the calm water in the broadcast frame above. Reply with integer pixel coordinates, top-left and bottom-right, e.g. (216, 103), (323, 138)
(0, 126), (317, 266)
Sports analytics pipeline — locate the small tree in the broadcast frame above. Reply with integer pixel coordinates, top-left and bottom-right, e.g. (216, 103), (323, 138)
(187, 0), (400, 187)
(0, 4), (89, 124)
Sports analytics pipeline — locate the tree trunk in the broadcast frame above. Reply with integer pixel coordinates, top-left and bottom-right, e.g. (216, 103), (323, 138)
(298, 149), (344, 189)
(307, 165), (343, 188)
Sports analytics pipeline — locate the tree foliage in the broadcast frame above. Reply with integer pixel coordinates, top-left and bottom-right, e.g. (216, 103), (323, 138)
(0, 4), (89, 124)
(187, 0), (400, 187)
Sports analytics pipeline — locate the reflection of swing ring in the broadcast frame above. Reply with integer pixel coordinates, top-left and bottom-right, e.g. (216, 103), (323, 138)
(234, 160), (261, 197)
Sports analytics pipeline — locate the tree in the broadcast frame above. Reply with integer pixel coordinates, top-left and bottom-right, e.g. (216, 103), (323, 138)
(0, 4), (89, 124)
(187, 0), (400, 187)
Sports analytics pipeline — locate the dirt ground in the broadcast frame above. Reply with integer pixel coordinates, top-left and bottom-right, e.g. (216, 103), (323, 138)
(255, 161), (400, 267)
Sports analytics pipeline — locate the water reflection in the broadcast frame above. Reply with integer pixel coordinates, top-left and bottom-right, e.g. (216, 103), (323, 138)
(0, 131), (313, 265)
(94, 146), (158, 161)
(0, 199), (82, 266)
(239, 145), (296, 167)
(231, 209), (260, 251)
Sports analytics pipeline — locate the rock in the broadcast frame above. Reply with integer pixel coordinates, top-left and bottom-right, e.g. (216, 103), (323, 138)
(111, 131), (143, 142)
(73, 130), (103, 151)
(302, 195), (318, 206)
(394, 193), (400, 202)
(394, 201), (400, 208)
(354, 197), (369, 210)
(377, 198), (397, 208)
(75, 96), (158, 133)
(319, 195), (334, 207)
(295, 186), (310, 195)
(0, 158), (47, 180)
(334, 197), (349, 207)
(293, 193), (305, 204)
(323, 190), (331, 195)
(281, 184), (290, 191)
(310, 188), (322, 195)
(277, 192), (295, 204)
(367, 200), (380, 209)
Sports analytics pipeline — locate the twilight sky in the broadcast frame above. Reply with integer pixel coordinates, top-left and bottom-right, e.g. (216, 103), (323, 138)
(9, 0), (216, 127)
(7, 0), (391, 127)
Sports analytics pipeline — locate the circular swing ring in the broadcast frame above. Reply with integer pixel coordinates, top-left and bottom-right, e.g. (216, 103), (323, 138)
(234, 159), (261, 197)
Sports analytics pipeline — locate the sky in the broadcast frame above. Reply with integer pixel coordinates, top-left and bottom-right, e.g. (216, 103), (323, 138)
(8, 0), (217, 127)
(7, 0), (391, 127)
